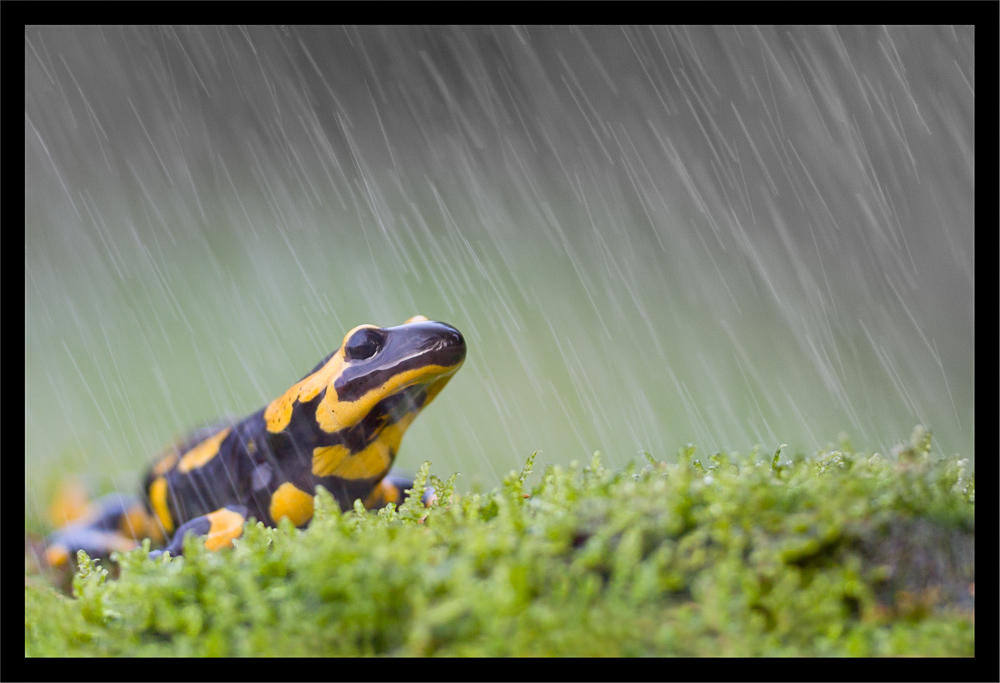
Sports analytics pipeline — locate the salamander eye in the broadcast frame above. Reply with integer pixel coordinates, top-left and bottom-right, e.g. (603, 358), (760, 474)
(344, 328), (383, 360)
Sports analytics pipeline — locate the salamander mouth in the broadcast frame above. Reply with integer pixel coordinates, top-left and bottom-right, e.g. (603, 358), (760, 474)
(379, 383), (430, 425)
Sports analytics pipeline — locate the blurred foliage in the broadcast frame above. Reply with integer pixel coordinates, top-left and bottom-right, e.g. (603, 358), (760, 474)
(26, 427), (973, 656)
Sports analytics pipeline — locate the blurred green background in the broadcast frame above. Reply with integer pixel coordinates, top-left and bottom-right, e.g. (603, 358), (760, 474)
(25, 27), (974, 513)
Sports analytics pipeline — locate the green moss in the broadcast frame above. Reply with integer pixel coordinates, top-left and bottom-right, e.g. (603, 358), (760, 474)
(25, 427), (973, 656)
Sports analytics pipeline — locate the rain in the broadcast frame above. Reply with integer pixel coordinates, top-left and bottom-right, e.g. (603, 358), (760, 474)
(25, 26), (974, 510)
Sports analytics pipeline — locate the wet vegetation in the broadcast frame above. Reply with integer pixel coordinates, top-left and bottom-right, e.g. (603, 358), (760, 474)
(26, 427), (973, 656)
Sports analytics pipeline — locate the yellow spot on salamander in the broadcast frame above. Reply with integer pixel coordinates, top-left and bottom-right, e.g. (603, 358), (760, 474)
(151, 452), (179, 477)
(121, 502), (165, 544)
(264, 348), (349, 434)
(312, 411), (417, 479)
(148, 476), (175, 533)
(269, 482), (315, 527)
(47, 478), (90, 528)
(178, 427), (231, 473)
(204, 507), (248, 551)
(44, 544), (71, 568)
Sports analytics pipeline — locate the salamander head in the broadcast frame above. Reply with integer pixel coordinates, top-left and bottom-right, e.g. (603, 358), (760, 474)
(264, 316), (466, 480)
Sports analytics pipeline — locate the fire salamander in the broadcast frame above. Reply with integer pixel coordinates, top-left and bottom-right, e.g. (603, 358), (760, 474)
(44, 316), (465, 567)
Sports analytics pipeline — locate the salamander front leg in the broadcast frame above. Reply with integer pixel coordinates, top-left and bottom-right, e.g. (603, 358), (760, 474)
(148, 504), (249, 560)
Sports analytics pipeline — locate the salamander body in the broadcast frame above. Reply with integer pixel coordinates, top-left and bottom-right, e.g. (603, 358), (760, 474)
(44, 316), (465, 565)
